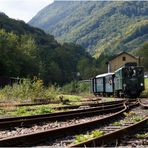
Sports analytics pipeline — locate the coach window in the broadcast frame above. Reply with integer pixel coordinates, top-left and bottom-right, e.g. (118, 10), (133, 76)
(122, 57), (126, 61)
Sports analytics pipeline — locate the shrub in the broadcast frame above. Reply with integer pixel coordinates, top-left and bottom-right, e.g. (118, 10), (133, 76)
(0, 78), (61, 102)
(62, 81), (90, 94)
(62, 81), (79, 94)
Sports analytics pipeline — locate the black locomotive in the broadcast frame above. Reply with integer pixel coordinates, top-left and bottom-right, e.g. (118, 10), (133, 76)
(92, 62), (144, 98)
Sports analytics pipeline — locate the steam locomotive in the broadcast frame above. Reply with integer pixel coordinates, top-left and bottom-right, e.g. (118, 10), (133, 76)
(92, 62), (144, 98)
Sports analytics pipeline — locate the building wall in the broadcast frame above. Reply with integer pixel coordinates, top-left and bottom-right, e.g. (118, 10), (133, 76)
(109, 53), (138, 72)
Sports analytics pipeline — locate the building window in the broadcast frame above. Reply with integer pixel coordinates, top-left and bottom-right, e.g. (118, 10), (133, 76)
(122, 57), (126, 61)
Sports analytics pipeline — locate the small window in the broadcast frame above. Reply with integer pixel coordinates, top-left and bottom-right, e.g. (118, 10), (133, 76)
(122, 57), (126, 61)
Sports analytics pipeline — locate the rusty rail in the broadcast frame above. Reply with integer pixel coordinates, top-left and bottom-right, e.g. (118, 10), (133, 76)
(70, 117), (148, 147)
(137, 98), (148, 109)
(0, 103), (127, 146)
(0, 102), (124, 129)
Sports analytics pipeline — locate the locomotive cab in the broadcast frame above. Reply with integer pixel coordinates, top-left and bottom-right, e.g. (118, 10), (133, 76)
(114, 62), (144, 98)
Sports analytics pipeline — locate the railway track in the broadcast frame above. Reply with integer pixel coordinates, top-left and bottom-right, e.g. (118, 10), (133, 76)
(138, 98), (148, 108)
(118, 124), (148, 147)
(0, 99), (146, 147)
(0, 101), (126, 146)
(0, 97), (101, 108)
(0, 99), (124, 111)
(0, 100), (124, 129)
(69, 104), (148, 147)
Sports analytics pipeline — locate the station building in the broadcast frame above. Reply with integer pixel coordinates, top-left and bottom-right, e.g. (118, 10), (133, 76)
(107, 51), (139, 72)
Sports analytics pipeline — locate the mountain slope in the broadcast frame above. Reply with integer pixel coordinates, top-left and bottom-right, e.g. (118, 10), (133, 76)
(29, 1), (148, 57)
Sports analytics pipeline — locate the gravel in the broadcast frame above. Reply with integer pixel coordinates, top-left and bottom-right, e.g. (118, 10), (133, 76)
(0, 113), (113, 139)
(44, 106), (148, 147)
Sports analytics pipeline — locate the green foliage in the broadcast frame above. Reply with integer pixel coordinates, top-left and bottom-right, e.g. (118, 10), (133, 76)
(0, 78), (61, 101)
(62, 81), (90, 94)
(8, 106), (54, 117)
(91, 130), (104, 137)
(0, 108), (5, 115)
(74, 134), (93, 144)
(135, 133), (148, 138)
(57, 94), (81, 102)
(29, 1), (148, 57)
(0, 14), (100, 84)
(0, 78), (88, 104)
(145, 78), (148, 89)
(0, 29), (39, 77)
(62, 81), (79, 94)
(133, 42), (148, 71)
(73, 130), (104, 144)
(123, 111), (136, 117)
(112, 116), (144, 126)
(78, 82), (90, 93)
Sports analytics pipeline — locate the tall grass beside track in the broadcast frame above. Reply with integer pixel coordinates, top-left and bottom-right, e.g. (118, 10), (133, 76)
(142, 78), (148, 97)
(0, 79), (90, 103)
(0, 78), (61, 102)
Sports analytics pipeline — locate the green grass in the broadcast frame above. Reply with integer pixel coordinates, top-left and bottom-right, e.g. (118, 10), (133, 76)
(141, 78), (148, 97)
(0, 108), (5, 115)
(6, 106), (55, 117)
(135, 133), (148, 138)
(145, 78), (148, 90)
(0, 79), (86, 104)
(0, 104), (73, 117)
(112, 115), (144, 126)
(0, 79), (61, 102)
(73, 130), (104, 144)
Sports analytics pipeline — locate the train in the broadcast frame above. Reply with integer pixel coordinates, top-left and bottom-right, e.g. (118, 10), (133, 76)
(91, 62), (145, 98)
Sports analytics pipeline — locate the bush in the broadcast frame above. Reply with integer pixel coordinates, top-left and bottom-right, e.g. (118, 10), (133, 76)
(0, 78), (61, 102)
(62, 81), (90, 94)
(62, 81), (79, 94)
(141, 78), (148, 97)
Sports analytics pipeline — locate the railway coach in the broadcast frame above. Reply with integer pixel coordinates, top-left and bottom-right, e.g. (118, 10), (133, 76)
(92, 73), (114, 97)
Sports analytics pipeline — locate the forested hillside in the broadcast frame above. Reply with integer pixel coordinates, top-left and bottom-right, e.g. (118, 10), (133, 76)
(0, 13), (101, 85)
(29, 1), (148, 57)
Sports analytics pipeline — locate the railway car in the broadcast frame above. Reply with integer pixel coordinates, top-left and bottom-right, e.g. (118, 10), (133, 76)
(114, 62), (144, 98)
(105, 73), (114, 96)
(92, 73), (114, 96)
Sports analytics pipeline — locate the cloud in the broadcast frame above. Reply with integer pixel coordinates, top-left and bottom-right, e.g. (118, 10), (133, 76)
(0, 0), (54, 22)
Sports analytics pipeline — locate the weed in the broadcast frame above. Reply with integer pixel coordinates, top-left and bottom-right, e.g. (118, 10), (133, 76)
(91, 130), (105, 137)
(73, 130), (104, 144)
(8, 106), (55, 117)
(112, 115), (143, 126)
(112, 121), (122, 126)
(123, 111), (136, 117)
(135, 133), (148, 138)
(0, 78), (61, 102)
(74, 134), (93, 144)
(131, 116), (143, 122)
(0, 108), (5, 115)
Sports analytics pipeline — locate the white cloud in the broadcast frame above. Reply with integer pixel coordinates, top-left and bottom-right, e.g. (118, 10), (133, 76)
(0, 0), (54, 22)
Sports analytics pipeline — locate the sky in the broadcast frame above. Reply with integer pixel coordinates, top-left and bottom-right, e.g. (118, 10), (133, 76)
(0, 0), (54, 22)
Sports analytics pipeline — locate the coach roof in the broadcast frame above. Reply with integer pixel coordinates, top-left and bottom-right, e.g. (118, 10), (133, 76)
(96, 73), (114, 78)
